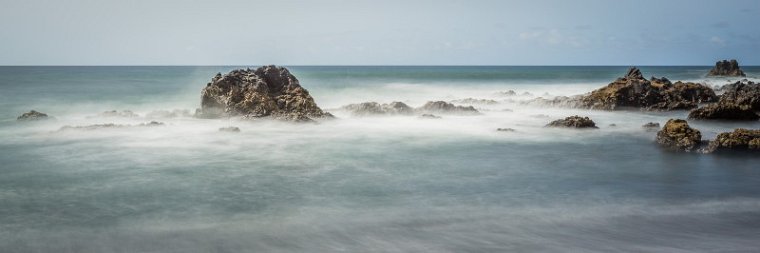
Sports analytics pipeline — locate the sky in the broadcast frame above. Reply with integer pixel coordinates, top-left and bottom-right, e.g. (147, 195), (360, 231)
(0, 0), (758, 66)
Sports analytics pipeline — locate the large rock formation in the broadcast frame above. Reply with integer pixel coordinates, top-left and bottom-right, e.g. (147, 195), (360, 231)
(198, 65), (331, 122)
(17, 110), (50, 121)
(545, 115), (598, 129)
(579, 68), (717, 110)
(416, 101), (480, 115)
(708, 59), (745, 77)
(656, 119), (702, 152)
(703, 128), (760, 153)
(688, 80), (760, 121)
(341, 101), (414, 116)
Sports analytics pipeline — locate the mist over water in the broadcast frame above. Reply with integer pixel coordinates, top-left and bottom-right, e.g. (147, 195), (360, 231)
(2, 66), (760, 252)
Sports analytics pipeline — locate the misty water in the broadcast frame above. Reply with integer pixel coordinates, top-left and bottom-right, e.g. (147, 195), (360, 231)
(2, 66), (760, 252)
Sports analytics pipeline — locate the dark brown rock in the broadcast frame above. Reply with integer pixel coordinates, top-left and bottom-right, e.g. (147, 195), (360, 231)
(546, 115), (598, 129)
(716, 81), (760, 111)
(703, 128), (760, 153)
(708, 59), (746, 77)
(656, 119), (702, 152)
(688, 103), (759, 121)
(198, 65), (331, 121)
(17, 110), (50, 121)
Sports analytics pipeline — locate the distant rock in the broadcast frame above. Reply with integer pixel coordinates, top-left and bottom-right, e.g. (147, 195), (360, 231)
(418, 114), (442, 119)
(496, 128), (515, 132)
(417, 101), (480, 115)
(496, 90), (517, 96)
(146, 109), (192, 118)
(579, 67), (717, 110)
(341, 101), (413, 116)
(99, 110), (139, 118)
(530, 114), (551, 119)
(17, 110), (50, 121)
(656, 119), (702, 152)
(59, 121), (164, 131)
(219, 126), (241, 133)
(642, 122), (660, 130)
(197, 65), (332, 122)
(522, 95), (584, 108)
(703, 128), (760, 153)
(546, 115), (598, 129)
(450, 98), (499, 105)
(608, 124), (617, 127)
(688, 103), (759, 121)
(708, 59), (745, 77)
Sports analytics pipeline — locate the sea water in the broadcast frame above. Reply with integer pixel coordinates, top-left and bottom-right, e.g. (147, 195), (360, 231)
(1, 66), (760, 252)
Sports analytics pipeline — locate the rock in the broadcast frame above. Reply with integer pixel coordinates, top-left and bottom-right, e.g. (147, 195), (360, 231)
(703, 128), (760, 153)
(642, 122), (660, 130)
(219, 126), (241, 132)
(450, 98), (499, 105)
(418, 114), (441, 119)
(146, 109), (192, 118)
(688, 103), (759, 121)
(530, 114), (550, 119)
(708, 59), (745, 77)
(99, 110), (139, 118)
(496, 90), (517, 96)
(716, 80), (760, 111)
(656, 119), (702, 152)
(198, 65), (331, 121)
(59, 121), (164, 131)
(497, 128), (515, 132)
(139, 121), (165, 127)
(608, 124), (617, 127)
(341, 101), (413, 116)
(579, 68), (717, 110)
(17, 110), (50, 121)
(417, 101), (479, 115)
(521, 92), (534, 96)
(546, 115), (598, 129)
(522, 95), (584, 108)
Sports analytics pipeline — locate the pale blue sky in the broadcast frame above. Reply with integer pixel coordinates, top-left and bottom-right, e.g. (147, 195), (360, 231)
(0, 0), (757, 65)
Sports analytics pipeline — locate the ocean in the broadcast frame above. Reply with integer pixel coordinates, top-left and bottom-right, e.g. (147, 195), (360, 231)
(1, 66), (760, 252)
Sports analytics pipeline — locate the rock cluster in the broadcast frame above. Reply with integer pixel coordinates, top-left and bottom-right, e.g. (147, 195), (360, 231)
(704, 128), (760, 153)
(656, 119), (702, 152)
(688, 81), (760, 120)
(17, 110), (50, 121)
(198, 65), (331, 122)
(545, 115), (598, 129)
(340, 101), (413, 116)
(707, 59), (745, 77)
(579, 68), (718, 110)
(417, 101), (479, 115)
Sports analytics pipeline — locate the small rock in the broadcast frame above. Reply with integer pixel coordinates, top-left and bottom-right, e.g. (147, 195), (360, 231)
(17, 110), (50, 121)
(707, 59), (746, 77)
(656, 119), (702, 152)
(418, 114), (441, 119)
(496, 90), (517, 96)
(703, 128), (760, 153)
(417, 101), (479, 115)
(99, 110), (139, 118)
(219, 126), (241, 132)
(609, 123), (617, 127)
(450, 98), (499, 105)
(546, 115), (598, 129)
(642, 122), (660, 130)
(497, 128), (515, 132)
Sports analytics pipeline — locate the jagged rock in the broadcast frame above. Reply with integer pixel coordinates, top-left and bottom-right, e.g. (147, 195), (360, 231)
(418, 114), (441, 119)
(716, 80), (760, 111)
(708, 59), (745, 77)
(496, 128), (515, 132)
(146, 109), (192, 118)
(642, 122), (660, 130)
(17, 110), (50, 121)
(656, 119), (702, 152)
(59, 121), (164, 131)
(417, 101), (479, 115)
(219, 126), (241, 133)
(545, 115), (598, 129)
(341, 101), (413, 116)
(99, 110), (139, 118)
(198, 65), (331, 121)
(450, 98), (499, 105)
(703, 128), (760, 153)
(579, 68), (717, 110)
(688, 103), (759, 121)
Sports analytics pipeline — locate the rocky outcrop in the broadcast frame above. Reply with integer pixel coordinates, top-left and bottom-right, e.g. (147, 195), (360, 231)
(708, 59), (745, 77)
(341, 101), (413, 116)
(198, 65), (331, 122)
(703, 128), (760, 153)
(219, 126), (241, 133)
(688, 103), (759, 120)
(17, 110), (50, 121)
(545, 115), (598, 129)
(716, 81), (760, 111)
(656, 119), (702, 152)
(579, 68), (717, 110)
(417, 101), (480, 115)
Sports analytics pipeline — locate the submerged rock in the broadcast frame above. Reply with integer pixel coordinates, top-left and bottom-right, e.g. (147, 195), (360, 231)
(418, 114), (442, 119)
(546, 115), (598, 129)
(579, 68), (717, 110)
(146, 109), (192, 118)
(417, 101), (479, 115)
(219, 126), (241, 132)
(17, 110), (50, 121)
(59, 121), (164, 131)
(496, 128), (515, 132)
(703, 128), (760, 153)
(708, 59), (745, 77)
(198, 65), (331, 121)
(656, 119), (702, 152)
(642, 122), (660, 130)
(99, 110), (139, 118)
(341, 101), (414, 116)
(688, 103), (759, 121)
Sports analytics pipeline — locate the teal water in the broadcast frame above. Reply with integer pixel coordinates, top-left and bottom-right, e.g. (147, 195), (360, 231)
(1, 66), (760, 252)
